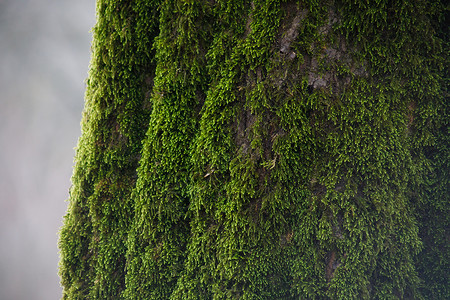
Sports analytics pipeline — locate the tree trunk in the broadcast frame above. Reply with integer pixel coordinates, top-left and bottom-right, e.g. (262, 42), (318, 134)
(59, 0), (448, 299)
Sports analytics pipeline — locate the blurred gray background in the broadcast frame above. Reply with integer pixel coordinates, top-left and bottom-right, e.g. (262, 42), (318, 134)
(0, 0), (96, 298)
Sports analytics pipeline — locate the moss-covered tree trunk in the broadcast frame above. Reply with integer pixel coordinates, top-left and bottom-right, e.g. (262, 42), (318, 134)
(59, 0), (448, 299)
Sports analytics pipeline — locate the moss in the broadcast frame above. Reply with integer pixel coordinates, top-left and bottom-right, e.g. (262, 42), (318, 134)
(58, 0), (160, 298)
(59, 0), (447, 299)
(123, 0), (213, 298)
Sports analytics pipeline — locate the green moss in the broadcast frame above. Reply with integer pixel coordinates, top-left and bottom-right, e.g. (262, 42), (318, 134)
(59, 0), (447, 299)
(123, 0), (215, 298)
(58, 0), (160, 298)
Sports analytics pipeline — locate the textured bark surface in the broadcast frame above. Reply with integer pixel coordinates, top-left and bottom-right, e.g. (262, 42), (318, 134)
(59, 0), (448, 299)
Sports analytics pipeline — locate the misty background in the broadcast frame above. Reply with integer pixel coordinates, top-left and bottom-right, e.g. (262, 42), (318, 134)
(0, 0), (96, 298)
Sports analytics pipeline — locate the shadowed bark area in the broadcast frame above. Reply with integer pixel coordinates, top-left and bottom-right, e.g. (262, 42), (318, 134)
(59, 0), (448, 299)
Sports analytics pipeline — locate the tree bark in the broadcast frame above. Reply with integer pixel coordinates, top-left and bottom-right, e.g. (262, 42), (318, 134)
(59, 0), (448, 299)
